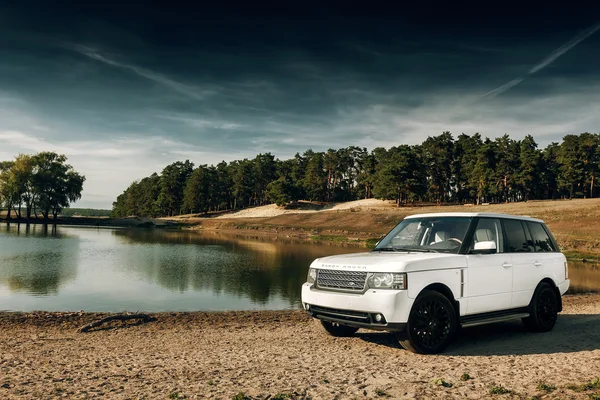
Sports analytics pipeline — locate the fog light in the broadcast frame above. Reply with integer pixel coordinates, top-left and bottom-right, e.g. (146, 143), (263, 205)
(305, 304), (310, 311)
(375, 313), (382, 322)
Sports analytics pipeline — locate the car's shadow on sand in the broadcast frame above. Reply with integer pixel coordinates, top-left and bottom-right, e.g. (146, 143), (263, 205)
(355, 314), (600, 356)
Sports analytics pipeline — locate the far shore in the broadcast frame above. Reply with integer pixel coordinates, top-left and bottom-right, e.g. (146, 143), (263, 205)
(4, 197), (600, 260)
(1, 293), (600, 399)
(0, 215), (181, 229)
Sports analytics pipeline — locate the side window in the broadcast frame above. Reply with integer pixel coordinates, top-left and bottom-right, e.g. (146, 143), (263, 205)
(526, 222), (556, 252)
(503, 219), (531, 252)
(469, 218), (503, 253)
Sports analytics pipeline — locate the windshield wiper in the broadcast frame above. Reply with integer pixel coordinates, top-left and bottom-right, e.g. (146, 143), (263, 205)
(372, 247), (400, 252)
(394, 247), (435, 253)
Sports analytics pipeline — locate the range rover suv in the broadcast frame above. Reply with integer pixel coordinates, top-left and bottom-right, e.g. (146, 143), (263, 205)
(301, 212), (569, 354)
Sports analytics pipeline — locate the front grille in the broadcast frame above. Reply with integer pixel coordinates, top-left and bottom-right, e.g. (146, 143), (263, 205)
(316, 269), (367, 291)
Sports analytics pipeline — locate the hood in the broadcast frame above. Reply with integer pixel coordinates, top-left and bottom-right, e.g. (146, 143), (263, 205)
(310, 251), (465, 273)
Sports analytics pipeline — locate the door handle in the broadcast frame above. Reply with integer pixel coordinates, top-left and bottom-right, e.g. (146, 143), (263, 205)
(502, 262), (513, 268)
(534, 261), (542, 267)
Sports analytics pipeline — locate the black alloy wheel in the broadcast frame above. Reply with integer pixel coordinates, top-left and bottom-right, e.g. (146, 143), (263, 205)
(522, 282), (558, 332)
(399, 290), (457, 354)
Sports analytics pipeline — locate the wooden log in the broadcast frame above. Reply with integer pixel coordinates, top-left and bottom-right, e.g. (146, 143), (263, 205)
(77, 313), (155, 333)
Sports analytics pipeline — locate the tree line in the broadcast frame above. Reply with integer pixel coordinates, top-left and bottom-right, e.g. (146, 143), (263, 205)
(111, 132), (600, 218)
(58, 208), (111, 217)
(0, 152), (85, 220)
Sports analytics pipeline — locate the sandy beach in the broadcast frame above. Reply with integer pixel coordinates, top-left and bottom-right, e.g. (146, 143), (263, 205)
(1, 294), (600, 399)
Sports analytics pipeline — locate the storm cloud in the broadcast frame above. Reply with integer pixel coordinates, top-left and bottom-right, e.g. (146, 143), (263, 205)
(1, 2), (600, 208)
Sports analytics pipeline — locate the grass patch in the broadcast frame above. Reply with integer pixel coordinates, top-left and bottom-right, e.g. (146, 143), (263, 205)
(272, 394), (293, 400)
(567, 377), (600, 392)
(168, 393), (183, 400)
(374, 388), (390, 397)
(460, 373), (471, 381)
(536, 381), (556, 392)
(310, 234), (347, 242)
(232, 393), (253, 400)
(365, 238), (380, 248)
(432, 378), (453, 388)
(489, 385), (511, 395)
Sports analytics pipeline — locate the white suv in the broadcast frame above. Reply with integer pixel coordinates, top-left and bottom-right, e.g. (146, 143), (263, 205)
(301, 212), (569, 354)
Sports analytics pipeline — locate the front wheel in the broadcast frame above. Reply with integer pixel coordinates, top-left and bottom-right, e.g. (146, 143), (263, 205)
(320, 320), (359, 337)
(522, 282), (558, 332)
(398, 290), (457, 354)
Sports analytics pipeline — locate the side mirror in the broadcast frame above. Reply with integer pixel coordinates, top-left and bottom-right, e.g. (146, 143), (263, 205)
(472, 241), (497, 254)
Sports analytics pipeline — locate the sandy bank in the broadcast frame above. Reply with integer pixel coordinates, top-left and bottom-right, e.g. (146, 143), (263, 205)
(1, 294), (600, 399)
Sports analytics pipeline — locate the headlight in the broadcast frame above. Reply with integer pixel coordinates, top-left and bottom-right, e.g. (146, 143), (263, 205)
(307, 268), (317, 284)
(369, 272), (407, 290)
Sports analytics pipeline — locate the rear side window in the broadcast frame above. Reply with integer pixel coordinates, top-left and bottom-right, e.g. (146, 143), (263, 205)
(503, 219), (531, 252)
(526, 222), (557, 252)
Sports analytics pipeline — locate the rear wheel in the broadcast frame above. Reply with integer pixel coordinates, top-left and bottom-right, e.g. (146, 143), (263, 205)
(522, 282), (558, 332)
(320, 320), (359, 337)
(398, 290), (457, 354)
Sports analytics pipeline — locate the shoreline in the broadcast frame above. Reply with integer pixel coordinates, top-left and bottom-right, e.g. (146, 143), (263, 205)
(1, 293), (599, 399)
(5, 196), (600, 261)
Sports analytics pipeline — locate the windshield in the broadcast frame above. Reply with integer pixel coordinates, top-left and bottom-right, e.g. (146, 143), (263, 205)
(373, 217), (472, 254)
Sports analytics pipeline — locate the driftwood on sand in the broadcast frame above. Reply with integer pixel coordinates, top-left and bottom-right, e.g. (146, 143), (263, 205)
(77, 313), (155, 333)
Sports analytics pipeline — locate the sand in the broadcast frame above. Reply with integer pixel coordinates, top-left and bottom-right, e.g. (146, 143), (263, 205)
(213, 199), (396, 219)
(1, 294), (600, 399)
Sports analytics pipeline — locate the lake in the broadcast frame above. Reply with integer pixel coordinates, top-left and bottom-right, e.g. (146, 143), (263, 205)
(0, 223), (599, 312)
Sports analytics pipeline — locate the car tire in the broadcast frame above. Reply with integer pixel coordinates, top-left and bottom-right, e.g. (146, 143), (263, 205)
(398, 290), (457, 354)
(522, 282), (558, 332)
(320, 320), (359, 337)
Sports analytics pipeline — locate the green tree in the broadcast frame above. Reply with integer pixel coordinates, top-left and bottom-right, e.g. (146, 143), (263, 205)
(421, 132), (454, 203)
(579, 133), (600, 198)
(266, 177), (294, 206)
(302, 150), (327, 202)
(541, 142), (560, 199)
(557, 135), (585, 199)
(373, 145), (426, 206)
(253, 153), (277, 206)
(231, 159), (255, 208)
(0, 161), (16, 219)
(493, 134), (519, 202)
(183, 165), (211, 214)
(517, 135), (542, 201)
(453, 133), (482, 203)
(29, 152), (85, 220)
(356, 150), (377, 199)
(157, 160), (194, 216)
(469, 138), (497, 204)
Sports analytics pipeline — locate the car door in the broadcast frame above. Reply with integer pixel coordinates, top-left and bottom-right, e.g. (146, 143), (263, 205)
(519, 221), (564, 302)
(465, 218), (513, 315)
(503, 219), (542, 308)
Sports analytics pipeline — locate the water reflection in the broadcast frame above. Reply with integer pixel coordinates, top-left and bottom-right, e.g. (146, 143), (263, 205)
(112, 229), (366, 306)
(567, 261), (600, 294)
(1, 224), (599, 312)
(0, 224), (78, 295)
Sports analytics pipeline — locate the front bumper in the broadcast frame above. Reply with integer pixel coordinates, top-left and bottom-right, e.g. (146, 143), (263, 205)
(301, 283), (413, 332)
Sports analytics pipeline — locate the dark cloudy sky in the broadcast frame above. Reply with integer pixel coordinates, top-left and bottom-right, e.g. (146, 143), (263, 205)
(1, 2), (600, 208)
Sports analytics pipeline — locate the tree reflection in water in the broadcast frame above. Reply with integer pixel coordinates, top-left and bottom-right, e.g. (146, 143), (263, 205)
(112, 229), (367, 306)
(0, 223), (78, 295)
